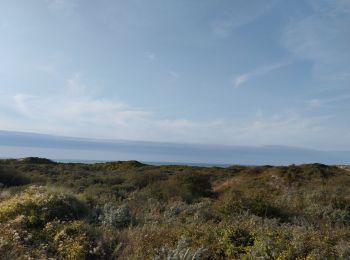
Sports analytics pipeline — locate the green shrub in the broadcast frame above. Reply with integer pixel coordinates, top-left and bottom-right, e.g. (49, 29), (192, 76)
(0, 166), (30, 186)
(142, 173), (212, 203)
(175, 173), (211, 193)
(218, 190), (286, 220)
(125, 172), (167, 189)
(0, 186), (87, 228)
(219, 226), (255, 258)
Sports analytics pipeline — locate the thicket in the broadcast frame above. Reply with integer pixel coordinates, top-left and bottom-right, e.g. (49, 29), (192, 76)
(0, 158), (350, 259)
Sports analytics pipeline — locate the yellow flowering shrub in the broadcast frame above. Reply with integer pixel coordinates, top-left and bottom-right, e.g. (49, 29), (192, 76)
(0, 186), (87, 227)
(53, 221), (91, 260)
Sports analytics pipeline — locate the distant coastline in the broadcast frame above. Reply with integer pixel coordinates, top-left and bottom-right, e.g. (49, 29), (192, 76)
(1, 130), (350, 165)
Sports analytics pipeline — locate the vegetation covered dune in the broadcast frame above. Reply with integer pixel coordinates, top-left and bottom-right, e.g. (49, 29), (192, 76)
(1, 158), (350, 259)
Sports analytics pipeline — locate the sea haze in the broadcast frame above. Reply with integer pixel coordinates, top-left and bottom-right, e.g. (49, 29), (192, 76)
(0, 130), (349, 165)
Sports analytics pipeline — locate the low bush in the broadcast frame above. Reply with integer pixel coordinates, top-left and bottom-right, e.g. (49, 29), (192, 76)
(98, 203), (131, 228)
(218, 190), (286, 220)
(0, 166), (30, 186)
(0, 186), (87, 227)
(142, 173), (212, 203)
(0, 159), (350, 259)
(219, 226), (255, 258)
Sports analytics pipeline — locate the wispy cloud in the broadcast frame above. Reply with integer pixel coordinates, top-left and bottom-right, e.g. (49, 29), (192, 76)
(144, 51), (156, 61)
(211, 0), (278, 38)
(9, 74), (147, 134)
(282, 0), (350, 81)
(306, 0), (350, 14)
(1, 74), (204, 141)
(232, 61), (291, 88)
(167, 70), (180, 81)
(0, 77), (341, 149)
(307, 99), (322, 108)
(14, 94), (34, 117)
(307, 94), (350, 108)
(67, 73), (88, 96)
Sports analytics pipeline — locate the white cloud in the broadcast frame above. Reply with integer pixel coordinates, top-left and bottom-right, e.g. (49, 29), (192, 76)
(5, 74), (148, 136)
(232, 74), (249, 88)
(232, 61), (291, 88)
(0, 74), (345, 149)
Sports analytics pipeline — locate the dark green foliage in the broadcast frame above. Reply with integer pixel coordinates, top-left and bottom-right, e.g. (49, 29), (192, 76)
(125, 172), (167, 189)
(94, 160), (147, 170)
(141, 172), (212, 202)
(0, 165), (30, 186)
(219, 190), (286, 220)
(172, 172), (212, 202)
(279, 163), (338, 184)
(20, 157), (57, 165)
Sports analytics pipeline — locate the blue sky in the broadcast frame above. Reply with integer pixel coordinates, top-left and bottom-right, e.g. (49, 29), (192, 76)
(0, 0), (349, 151)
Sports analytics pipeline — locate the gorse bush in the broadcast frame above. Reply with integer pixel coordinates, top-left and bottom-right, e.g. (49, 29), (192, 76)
(51, 221), (91, 259)
(219, 226), (255, 258)
(0, 185), (102, 259)
(0, 186), (87, 227)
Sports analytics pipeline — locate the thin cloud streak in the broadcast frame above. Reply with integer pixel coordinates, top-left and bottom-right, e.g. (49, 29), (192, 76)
(211, 0), (279, 38)
(232, 61), (291, 88)
(307, 94), (350, 108)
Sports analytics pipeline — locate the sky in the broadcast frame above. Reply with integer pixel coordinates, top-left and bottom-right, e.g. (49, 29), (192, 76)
(0, 0), (350, 151)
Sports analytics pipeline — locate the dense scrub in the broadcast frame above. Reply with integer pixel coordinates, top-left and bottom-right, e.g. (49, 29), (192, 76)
(0, 158), (350, 259)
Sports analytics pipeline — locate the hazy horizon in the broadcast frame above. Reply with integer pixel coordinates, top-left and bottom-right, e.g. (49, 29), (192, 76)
(1, 130), (349, 165)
